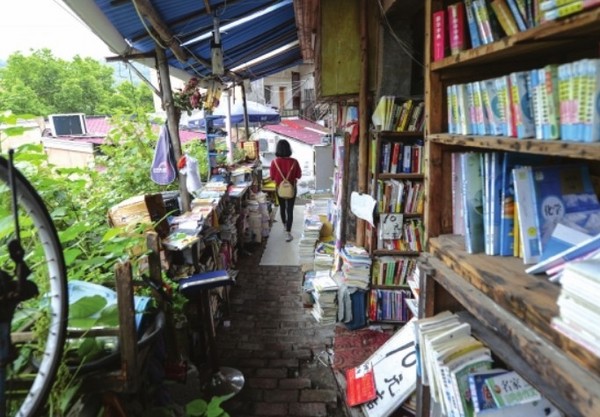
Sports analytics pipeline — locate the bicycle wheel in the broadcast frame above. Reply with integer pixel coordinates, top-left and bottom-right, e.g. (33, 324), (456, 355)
(0, 155), (68, 417)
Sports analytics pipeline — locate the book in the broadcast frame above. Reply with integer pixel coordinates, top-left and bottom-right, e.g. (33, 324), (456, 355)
(472, 0), (496, 44)
(484, 370), (542, 407)
(529, 164), (600, 254)
(512, 166), (541, 264)
(468, 369), (509, 413)
(463, 0), (483, 48)
(448, 2), (467, 55)
(494, 75), (513, 136)
(481, 78), (503, 135)
(509, 71), (535, 138)
(433, 9), (447, 61)
(461, 152), (485, 253)
(538, 221), (594, 261)
(525, 229), (600, 274)
(506, 0), (529, 31)
(474, 397), (562, 417)
(539, 64), (561, 140)
(582, 58), (600, 142)
(346, 363), (377, 406)
(452, 152), (466, 236)
(541, 0), (600, 21)
(540, 0), (583, 10)
(490, 0), (519, 35)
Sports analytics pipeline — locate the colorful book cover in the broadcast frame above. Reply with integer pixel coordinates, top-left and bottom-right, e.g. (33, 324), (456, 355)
(490, 0), (519, 36)
(481, 78), (503, 135)
(468, 369), (509, 413)
(542, 64), (561, 140)
(505, 0), (529, 31)
(512, 166), (541, 264)
(582, 58), (600, 142)
(484, 370), (542, 407)
(448, 2), (467, 54)
(542, 0), (600, 22)
(473, 80), (489, 134)
(558, 62), (575, 140)
(461, 152), (485, 253)
(464, 0), (483, 48)
(529, 68), (544, 139)
(472, 0), (495, 44)
(346, 363), (377, 406)
(509, 71), (535, 138)
(433, 9), (447, 61)
(488, 152), (504, 255)
(538, 221), (593, 262)
(494, 75), (512, 136)
(452, 152), (466, 236)
(530, 164), (600, 255)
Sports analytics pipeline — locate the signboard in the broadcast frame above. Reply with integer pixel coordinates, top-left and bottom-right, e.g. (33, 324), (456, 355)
(361, 318), (418, 417)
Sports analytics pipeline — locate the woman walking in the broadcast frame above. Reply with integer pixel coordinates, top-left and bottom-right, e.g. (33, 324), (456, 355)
(270, 139), (302, 242)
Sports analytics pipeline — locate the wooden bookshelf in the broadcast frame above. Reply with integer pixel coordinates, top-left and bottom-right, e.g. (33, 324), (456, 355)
(420, 1), (600, 417)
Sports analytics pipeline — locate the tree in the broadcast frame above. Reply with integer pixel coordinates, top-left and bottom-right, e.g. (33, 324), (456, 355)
(0, 49), (154, 116)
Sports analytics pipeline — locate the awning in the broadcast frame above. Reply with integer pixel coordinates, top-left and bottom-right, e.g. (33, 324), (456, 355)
(62, 0), (305, 82)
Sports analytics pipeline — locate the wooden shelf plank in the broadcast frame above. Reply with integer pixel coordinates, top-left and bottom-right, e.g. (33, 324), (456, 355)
(428, 134), (600, 161)
(378, 173), (424, 180)
(425, 255), (600, 417)
(372, 250), (420, 256)
(427, 235), (600, 374)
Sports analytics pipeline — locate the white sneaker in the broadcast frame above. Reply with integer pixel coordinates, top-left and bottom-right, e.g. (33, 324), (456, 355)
(285, 232), (293, 242)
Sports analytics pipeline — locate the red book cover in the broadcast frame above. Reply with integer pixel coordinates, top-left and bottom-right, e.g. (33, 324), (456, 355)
(448, 2), (466, 55)
(390, 142), (402, 174)
(346, 363), (376, 407)
(432, 10), (447, 61)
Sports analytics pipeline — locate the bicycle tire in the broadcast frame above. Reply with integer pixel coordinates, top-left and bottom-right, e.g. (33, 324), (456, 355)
(0, 155), (68, 417)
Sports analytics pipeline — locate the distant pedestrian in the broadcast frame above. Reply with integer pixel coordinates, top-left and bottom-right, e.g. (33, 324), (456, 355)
(270, 139), (302, 242)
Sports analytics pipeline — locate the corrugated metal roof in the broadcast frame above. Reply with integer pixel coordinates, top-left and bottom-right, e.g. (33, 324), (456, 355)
(66, 0), (304, 82)
(263, 118), (328, 145)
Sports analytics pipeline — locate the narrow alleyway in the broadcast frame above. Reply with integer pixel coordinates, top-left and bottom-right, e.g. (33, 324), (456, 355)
(214, 240), (347, 417)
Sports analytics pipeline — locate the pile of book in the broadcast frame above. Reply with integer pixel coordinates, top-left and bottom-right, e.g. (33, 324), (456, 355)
(311, 271), (339, 325)
(415, 311), (562, 417)
(445, 57), (600, 142)
(338, 244), (372, 289)
(298, 212), (323, 268)
(551, 259), (600, 357)
(314, 242), (336, 271)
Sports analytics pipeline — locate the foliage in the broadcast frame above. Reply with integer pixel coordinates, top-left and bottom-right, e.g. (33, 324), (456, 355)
(0, 49), (154, 116)
(173, 77), (205, 116)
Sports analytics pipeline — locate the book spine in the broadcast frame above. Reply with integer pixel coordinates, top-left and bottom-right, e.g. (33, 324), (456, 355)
(583, 59), (600, 142)
(433, 10), (447, 61)
(490, 0), (519, 35)
(402, 144), (413, 173)
(505, 0), (529, 30)
(494, 75), (512, 136)
(558, 62), (575, 140)
(463, 0), (483, 48)
(461, 152), (485, 253)
(510, 71), (535, 138)
(542, 64), (561, 140)
(512, 166), (541, 264)
(448, 3), (467, 54)
(530, 68), (544, 139)
(540, 0), (581, 11)
(542, 0), (600, 21)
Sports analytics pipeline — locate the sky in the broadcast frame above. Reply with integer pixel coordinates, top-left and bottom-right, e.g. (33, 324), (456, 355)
(0, 0), (113, 61)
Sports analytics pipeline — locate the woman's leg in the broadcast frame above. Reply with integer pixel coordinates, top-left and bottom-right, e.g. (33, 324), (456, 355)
(285, 196), (296, 232)
(279, 195), (287, 225)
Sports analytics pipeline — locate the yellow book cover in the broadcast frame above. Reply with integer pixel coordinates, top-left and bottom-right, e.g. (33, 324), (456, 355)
(513, 201), (521, 257)
(490, 0), (519, 36)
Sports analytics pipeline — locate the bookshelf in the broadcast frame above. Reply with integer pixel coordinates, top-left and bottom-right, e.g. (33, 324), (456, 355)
(419, 1), (600, 417)
(204, 115), (228, 180)
(367, 130), (425, 323)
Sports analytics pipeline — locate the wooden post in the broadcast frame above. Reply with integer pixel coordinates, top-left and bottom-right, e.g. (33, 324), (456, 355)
(241, 81), (251, 141)
(356, 0), (369, 247)
(155, 46), (191, 212)
(115, 261), (138, 392)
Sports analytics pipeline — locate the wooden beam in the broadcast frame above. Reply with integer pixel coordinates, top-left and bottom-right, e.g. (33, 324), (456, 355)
(133, 0), (189, 63)
(156, 46), (191, 212)
(356, 0), (369, 246)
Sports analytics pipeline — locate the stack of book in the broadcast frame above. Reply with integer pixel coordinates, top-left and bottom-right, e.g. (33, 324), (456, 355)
(338, 244), (372, 289)
(551, 259), (600, 357)
(314, 241), (336, 271)
(311, 271), (339, 325)
(298, 212), (323, 268)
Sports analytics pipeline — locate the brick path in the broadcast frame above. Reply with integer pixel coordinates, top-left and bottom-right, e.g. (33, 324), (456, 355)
(214, 242), (348, 417)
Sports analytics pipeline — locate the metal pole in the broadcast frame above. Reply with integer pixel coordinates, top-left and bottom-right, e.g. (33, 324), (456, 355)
(155, 46), (191, 211)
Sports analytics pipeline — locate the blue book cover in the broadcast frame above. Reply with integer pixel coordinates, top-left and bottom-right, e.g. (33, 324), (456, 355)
(530, 165), (600, 256)
(488, 152), (504, 255)
(505, 0), (528, 31)
(461, 152), (485, 254)
(498, 153), (545, 256)
(468, 369), (509, 413)
(464, 0), (482, 48)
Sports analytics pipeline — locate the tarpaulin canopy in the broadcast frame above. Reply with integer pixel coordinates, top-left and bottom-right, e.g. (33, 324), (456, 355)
(188, 100), (281, 129)
(62, 0), (305, 82)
